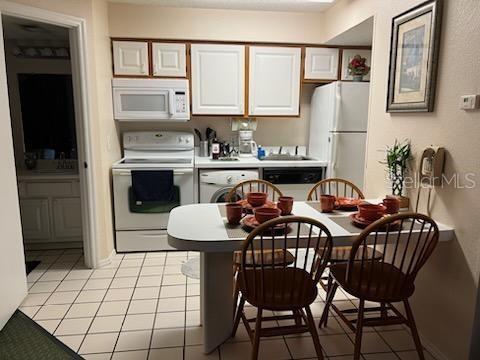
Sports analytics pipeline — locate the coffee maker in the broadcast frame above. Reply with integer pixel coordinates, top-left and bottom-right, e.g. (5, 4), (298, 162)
(231, 118), (258, 158)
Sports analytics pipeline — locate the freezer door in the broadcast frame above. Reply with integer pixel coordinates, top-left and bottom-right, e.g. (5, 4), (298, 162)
(329, 132), (367, 191)
(333, 82), (370, 132)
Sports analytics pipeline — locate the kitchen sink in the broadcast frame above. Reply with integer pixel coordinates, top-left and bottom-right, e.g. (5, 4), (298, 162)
(260, 154), (313, 161)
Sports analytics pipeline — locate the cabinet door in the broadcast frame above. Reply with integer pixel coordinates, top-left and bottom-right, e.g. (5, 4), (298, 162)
(249, 46), (301, 116)
(191, 44), (245, 115)
(52, 198), (82, 239)
(152, 43), (186, 77)
(19, 199), (50, 240)
(113, 41), (149, 76)
(304, 48), (339, 80)
(341, 49), (372, 81)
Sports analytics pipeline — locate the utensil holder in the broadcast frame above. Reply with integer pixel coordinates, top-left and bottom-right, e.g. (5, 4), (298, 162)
(199, 141), (210, 157)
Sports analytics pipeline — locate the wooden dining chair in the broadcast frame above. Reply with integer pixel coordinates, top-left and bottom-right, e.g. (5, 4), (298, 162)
(226, 179), (294, 315)
(225, 179), (283, 203)
(319, 213), (440, 360)
(232, 216), (334, 360)
(307, 177), (383, 292)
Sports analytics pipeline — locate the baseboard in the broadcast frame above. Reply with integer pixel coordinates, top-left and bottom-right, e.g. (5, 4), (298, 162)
(96, 249), (116, 268)
(421, 334), (450, 360)
(24, 241), (83, 251)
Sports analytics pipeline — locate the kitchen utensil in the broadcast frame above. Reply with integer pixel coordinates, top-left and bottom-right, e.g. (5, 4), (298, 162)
(382, 197), (400, 214)
(254, 207), (281, 224)
(247, 192), (268, 207)
(320, 195), (336, 213)
(236, 199), (276, 214)
(226, 203), (243, 225)
(199, 140), (209, 157)
(278, 196), (294, 215)
(194, 128), (202, 142)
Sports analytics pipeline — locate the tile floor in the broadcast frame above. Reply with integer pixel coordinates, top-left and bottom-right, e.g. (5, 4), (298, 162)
(20, 249), (437, 360)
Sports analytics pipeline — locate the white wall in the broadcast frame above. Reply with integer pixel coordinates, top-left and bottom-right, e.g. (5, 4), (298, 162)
(322, 0), (480, 358)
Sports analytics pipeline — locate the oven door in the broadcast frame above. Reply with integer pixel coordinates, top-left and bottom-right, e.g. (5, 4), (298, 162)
(112, 168), (194, 231)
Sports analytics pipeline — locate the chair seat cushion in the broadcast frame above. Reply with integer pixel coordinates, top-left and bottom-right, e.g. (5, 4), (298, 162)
(238, 267), (317, 310)
(234, 249), (295, 267)
(329, 246), (383, 263)
(330, 261), (415, 302)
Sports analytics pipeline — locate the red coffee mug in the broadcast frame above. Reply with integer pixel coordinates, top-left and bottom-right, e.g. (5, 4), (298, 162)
(320, 195), (336, 213)
(358, 203), (386, 222)
(254, 207), (281, 224)
(277, 196), (294, 215)
(226, 203), (243, 225)
(382, 197), (400, 215)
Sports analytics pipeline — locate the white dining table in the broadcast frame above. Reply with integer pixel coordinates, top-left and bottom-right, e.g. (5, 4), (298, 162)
(167, 201), (454, 353)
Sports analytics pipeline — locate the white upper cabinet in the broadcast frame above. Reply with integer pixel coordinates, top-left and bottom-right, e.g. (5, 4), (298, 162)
(248, 46), (301, 116)
(341, 49), (372, 81)
(304, 47), (339, 80)
(191, 44), (245, 115)
(113, 40), (149, 76)
(152, 43), (187, 77)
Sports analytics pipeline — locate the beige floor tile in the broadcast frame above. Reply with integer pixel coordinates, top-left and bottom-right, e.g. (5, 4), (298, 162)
(185, 345), (220, 360)
(122, 313), (155, 331)
(143, 258), (166, 267)
(221, 338), (291, 360)
(56, 279), (88, 292)
(123, 253), (145, 259)
(160, 285), (186, 298)
(64, 269), (93, 280)
(187, 284), (200, 296)
(116, 267), (141, 278)
(319, 334), (354, 357)
(79, 332), (119, 354)
(157, 297), (186, 312)
(120, 259), (144, 268)
(396, 349), (436, 360)
(128, 299), (157, 314)
(151, 327), (185, 348)
(104, 288), (134, 302)
(165, 257), (187, 265)
(36, 319), (61, 333)
(21, 293), (50, 307)
(186, 296), (200, 311)
(89, 315), (125, 333)
(34, 304), (70, 320)
(140, 266), (164, 276)
(55, 317), (93, 336)
(137, 275), (163, 288)
(84, 278), (112, 290)
(162, 274), (187, 286)
(133, 287), (160, 300)
(97, 301), (130, 316)
(145, 252), (166, 258)
(66, 302), (101, 319)
(112, 350), (148, 360)
(379, 330), (416, 351)
(115, 330), (152, 351)
(46, 291), (79, 305)
(75, 289), (107, 303)
(363, 352), (399, 359)
(148, 347), (183, 360)
(185, 326), (203, 346)
(110, 277), (138, 289)
(29, 281), (60, 294)
(90, 269), (116, 279)
(163, 265), (183, 274)
(347, 331), (391, 354)
(56, 334), (85, 352)
(186, 311), (201, 327)
(19, 306), (41, 318)
(285, 335), (322, 359)
(154, 311), (185, 329)
(38, 270), (69, 282)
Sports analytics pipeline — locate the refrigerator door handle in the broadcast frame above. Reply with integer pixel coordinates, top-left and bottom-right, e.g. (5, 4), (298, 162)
(333, 82), (341, 132)
(330, 132), (339, 172)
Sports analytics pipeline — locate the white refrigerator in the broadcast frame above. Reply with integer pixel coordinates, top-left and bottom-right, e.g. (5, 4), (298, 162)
(308, 81), (370, 191)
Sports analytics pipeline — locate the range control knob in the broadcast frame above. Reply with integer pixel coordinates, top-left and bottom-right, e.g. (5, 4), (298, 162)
(226, 176), (233, 184)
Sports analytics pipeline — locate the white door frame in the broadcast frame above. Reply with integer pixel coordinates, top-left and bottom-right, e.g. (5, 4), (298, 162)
(0, 1), (99, 268)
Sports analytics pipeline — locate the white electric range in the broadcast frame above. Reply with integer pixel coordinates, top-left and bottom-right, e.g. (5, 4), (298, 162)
(112, 131), (194, 252)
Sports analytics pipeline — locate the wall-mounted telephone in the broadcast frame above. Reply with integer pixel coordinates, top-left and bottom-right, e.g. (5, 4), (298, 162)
(419, 146), (445, 186)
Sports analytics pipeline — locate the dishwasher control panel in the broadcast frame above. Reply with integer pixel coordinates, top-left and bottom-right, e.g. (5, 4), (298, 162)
(262, 167), (325, 185)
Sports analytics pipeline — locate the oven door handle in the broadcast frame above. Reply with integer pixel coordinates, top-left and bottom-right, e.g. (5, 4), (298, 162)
(114, 169), (193, 176)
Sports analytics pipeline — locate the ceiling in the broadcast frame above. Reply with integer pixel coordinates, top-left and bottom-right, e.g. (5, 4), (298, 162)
(1, 15), (68, 41)
(325, 16), (374, 46)
(108, 0), (337, 13)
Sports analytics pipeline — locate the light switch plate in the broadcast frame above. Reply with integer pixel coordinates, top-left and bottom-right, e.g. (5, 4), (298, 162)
(460, 94), (479, 110)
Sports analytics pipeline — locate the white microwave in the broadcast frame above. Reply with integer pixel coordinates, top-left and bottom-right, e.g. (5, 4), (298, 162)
(112, 78), (190, 121)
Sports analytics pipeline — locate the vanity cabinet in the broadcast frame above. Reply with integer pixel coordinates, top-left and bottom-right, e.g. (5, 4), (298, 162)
(113, 40), (149, 76)
(190, 44), (245, 115)
(18, 177), (82, 244)
(304, 47), (339, 80)
(248, 46), (301, 116)
(152, 42), (187, 77)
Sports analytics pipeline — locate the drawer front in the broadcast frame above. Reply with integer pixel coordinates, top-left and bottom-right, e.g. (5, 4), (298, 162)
(23, 181), (79, 197)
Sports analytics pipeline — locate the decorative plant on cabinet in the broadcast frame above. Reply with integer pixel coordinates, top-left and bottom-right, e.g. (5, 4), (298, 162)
(348, 54), (370, 82)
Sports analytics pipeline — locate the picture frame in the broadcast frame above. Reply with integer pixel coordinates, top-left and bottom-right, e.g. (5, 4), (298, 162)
(387, 0), (443, 113)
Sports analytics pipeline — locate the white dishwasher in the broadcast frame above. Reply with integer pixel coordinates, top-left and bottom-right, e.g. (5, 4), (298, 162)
(199, 169), (259, 203)
(262, 167), (326, 200)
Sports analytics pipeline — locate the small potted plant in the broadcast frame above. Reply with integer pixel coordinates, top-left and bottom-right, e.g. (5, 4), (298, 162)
(348, 54), (370, 81)
(382, 139), (411, 208)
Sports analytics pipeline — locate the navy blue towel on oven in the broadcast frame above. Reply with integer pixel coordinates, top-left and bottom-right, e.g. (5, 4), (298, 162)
(131, 170), (175, 202)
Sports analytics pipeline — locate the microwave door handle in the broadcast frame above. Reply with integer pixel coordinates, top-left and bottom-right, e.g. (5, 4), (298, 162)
(168, 90), (176, 116)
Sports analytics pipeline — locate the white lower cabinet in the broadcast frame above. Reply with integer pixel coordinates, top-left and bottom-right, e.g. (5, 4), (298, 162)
(19, 198), (51, 240)
(19, 179), (82, 243)
(52, 198), (82, 239)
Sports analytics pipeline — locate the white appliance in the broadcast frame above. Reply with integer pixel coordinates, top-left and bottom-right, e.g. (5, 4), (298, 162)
(112, 131), (194, 252)
(112, 78), (190, 121)
(238, 130), (257, 158)
(199, 169), (259, 203)
(308, 81), (369, 191)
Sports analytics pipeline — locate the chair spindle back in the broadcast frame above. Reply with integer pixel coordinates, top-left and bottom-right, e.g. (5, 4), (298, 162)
(307, 178), (365, 201)
(226, 179), (283, 202)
